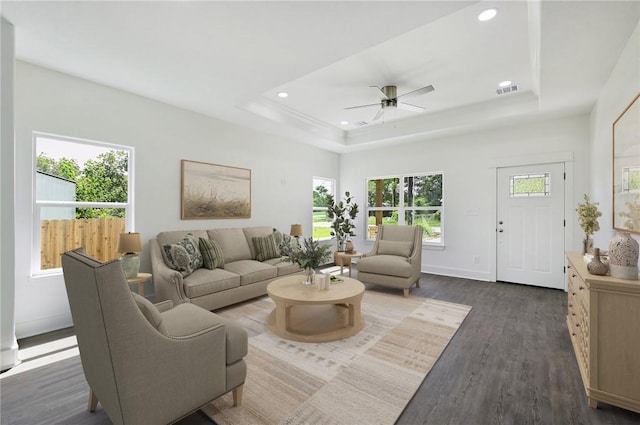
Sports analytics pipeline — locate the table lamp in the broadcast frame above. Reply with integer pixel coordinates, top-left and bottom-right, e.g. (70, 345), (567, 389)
(117, 232), (142, 279)
(290, 224), (303, 245)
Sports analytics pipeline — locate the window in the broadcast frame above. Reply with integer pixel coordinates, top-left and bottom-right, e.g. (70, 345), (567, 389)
(622, 166), (640, 193)
(509, 173), (550, 197)
(34, 133), (133, 273)
(366, 173), (443, 244)
(312, 177), (335, 240)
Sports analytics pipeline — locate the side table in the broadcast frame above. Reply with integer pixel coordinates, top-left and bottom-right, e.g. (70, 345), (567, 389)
(127, 272), (152, 296)
(335, 252), (364, 277)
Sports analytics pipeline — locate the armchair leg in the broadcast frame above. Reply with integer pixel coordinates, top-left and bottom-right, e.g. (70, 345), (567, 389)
(232, 384), (244, 407)
(87, 389), (98, 412)
(403, 288), (409, 298)
(416, 280), (420, 288)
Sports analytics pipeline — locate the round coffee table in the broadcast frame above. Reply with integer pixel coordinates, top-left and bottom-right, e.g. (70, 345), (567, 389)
(266, 274), (365, 342)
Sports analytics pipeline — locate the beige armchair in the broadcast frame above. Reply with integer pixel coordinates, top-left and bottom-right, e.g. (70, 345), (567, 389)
(356, 225), (424, 297)
(61, 248), (247, 425)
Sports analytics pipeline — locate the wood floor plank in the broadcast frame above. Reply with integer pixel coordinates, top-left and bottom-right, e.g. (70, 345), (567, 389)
(1, 274), (639, 424)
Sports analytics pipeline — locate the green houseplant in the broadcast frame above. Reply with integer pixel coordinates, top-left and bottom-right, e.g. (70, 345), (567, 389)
(280, 237), (332, 285)
(576, 194), (602, 254)
(326, 191), (359, 251)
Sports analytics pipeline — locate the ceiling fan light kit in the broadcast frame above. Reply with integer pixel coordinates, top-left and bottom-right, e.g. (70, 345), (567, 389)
(345, 84), (435, 121)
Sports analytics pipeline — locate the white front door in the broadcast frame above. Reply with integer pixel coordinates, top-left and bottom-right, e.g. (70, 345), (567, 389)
(496, 163), (565, 289)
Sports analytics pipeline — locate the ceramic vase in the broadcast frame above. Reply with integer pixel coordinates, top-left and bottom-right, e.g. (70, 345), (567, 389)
(345, 240), (355, 254)
(608, 231), (639, 280)
(587, 248), (608, 276)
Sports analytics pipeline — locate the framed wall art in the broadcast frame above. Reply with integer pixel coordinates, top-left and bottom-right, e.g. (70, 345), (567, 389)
(181, 160), (251, 219)
(613, 92), (640, 233)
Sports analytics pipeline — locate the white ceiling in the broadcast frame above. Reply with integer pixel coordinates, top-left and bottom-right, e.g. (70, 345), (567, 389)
(2, 1), (639, 153)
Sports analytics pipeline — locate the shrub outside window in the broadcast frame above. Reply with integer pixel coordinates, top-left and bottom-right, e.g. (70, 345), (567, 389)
(313, 177), (335, 240)
(366, 173), (443, 244)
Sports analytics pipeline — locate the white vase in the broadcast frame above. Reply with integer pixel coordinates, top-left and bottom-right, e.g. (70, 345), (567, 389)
(608, 231), (639, 280)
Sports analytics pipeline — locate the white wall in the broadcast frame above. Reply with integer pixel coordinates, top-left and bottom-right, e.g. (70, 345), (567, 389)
(340, 115), (591, 281)
(589, 20), (640, 250)
(13, 61), (339, 338)
(1, 16), (19, 370)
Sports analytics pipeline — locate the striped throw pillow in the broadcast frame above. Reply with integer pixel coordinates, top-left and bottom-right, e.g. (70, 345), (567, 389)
(253, 234), (281, 262)
(199, 238), (225, 270)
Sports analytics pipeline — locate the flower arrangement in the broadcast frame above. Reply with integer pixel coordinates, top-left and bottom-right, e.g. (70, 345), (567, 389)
(280, 237), (332, 271)
(576, 194), (602, 253)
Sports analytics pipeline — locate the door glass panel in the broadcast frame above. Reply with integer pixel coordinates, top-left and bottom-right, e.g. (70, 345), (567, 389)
(509, 173), (550, 197)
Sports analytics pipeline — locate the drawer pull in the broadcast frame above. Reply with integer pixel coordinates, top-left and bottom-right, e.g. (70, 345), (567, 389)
(572, 332), (576, 336)
(569, 304), (573, 307)
(579, 286), (584, 290)
(576, 323), (580, 327)
(572, 274), (577, 278)
(572, 313), (576, 316)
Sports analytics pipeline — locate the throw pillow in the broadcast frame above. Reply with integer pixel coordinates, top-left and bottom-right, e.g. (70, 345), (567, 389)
(377, 240), (414, 257)
(162, 233), (203, 276)
(253, 234), (281, 261)
(132, 292), (167, 334)
(199, 237), (225, 269)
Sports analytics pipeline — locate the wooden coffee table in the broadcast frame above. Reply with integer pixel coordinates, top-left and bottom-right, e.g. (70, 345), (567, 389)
(267, 274), (365, 342)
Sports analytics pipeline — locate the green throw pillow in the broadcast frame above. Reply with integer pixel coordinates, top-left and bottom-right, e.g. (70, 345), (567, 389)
(199, 238), (225, 270)
(253, 234), (280, 262)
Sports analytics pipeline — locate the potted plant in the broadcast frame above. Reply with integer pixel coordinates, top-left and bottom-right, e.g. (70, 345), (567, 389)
(280, 237), (332, 285)
(326, 191), (359, 252)
(576, 194), (602, 254)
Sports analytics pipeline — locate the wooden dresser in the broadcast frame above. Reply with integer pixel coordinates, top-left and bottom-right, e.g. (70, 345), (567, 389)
(566, 252), (640, 414)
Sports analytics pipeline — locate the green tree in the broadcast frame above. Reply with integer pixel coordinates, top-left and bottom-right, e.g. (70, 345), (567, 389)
(36, 153), (80, 181)
(76, 150), (129, 218)
(313, 185), (330, 208)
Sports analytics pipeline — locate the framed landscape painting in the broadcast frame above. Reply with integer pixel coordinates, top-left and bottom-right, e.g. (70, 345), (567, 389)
(181, 160), (251, 219)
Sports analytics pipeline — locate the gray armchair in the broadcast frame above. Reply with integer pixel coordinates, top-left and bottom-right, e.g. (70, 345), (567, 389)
(356, 225), (423, 297)
(61, 248), (247, 425)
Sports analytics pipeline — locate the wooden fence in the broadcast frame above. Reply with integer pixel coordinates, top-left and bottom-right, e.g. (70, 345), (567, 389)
(41, 217), (126, 270)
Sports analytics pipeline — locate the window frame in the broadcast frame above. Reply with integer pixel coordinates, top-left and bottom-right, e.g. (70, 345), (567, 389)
(312, 177), (336, 241)
(32, 132), (135, 275)
(365, 172), (444, 246)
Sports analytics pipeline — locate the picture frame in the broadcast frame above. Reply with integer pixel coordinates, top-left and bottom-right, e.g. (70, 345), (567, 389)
(613, 92), (640, 233)
(181, 159), (251, 219)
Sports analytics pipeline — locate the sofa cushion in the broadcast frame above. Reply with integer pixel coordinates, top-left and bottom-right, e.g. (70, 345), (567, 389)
(199, 238), (225, 270)
(262, 257), (301, 276)
(377, 240), (414, 257)
(224, 260), (278, 285)
(243, 226), (275, 259)
(208, 228), (252, 263)
(132, 292), (167, 334)
(357, 255), (413, 278)
(252, 234), (280, 261)
(182, 268), (241, 298)
(162, 234), (203, 277)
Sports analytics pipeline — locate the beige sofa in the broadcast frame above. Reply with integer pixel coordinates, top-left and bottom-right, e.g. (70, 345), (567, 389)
(150, 226), (302, 311)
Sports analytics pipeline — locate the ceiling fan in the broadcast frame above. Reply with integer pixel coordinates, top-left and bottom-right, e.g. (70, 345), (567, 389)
(345, 84), (435, 121)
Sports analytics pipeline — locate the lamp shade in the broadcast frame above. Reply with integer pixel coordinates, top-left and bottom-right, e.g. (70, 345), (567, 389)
(117, 232), (142, 254)
(290, 224), (303, 237)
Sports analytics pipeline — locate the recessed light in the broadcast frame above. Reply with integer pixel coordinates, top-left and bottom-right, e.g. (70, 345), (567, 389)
(498, 80), (512, 87)
(341, 121), (349, 125)
(478, 8), (497, 21)
(277, 92), (289, 98)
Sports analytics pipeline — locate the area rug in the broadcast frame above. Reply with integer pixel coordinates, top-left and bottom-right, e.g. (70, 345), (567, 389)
(202, 289), (472, 425)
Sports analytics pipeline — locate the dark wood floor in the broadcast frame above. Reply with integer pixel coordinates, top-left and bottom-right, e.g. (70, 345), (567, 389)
(2, 274), (639, 425)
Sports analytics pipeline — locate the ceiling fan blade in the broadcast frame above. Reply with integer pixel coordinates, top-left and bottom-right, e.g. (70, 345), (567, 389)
(397, 84), (434, 99)
(370, 85), (390, 100)
(372, 108), (385, 121)
(397, 102), (426, 113)
(344, 102), (381, 110)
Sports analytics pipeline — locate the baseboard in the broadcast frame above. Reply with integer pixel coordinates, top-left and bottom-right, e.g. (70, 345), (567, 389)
(16, 313), (73, 340)
(422, 265), (493, 282)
